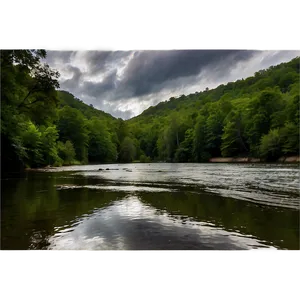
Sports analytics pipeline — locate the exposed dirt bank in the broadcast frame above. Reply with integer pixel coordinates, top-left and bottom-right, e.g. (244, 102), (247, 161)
(277, 156), (300, 163)
(23, 156), (300, 171)
(209, 156), (300, 163)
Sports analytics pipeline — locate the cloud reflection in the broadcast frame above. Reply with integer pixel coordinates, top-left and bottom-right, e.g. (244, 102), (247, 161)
(48, 196), (274, 250)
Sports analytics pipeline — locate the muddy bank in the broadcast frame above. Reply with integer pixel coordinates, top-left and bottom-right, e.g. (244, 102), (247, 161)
(209, 157), (261, 163)
(277, 156), (300, 163)
(209, 156), (300, 163)
(25, 165), (59, 172)
(24, 156), (300, 173)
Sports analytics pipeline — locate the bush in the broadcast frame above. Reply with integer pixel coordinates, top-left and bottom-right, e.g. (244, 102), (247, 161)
(53, 158), (63, 167)
(140, 154), (151, 163)
(259, 129), (283, 161)
(57, 140), (76, 165)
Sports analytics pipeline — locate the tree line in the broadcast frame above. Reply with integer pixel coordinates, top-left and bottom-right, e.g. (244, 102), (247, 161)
(1, 50), (299, 172)
(1, 50), (134, 171)
(128, 57), (299, 162)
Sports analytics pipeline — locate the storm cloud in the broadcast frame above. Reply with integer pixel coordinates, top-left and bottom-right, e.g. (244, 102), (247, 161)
(45, 50), (300, 119)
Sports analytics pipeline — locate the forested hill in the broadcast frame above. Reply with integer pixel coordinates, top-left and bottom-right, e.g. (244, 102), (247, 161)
(1, 50), (299, 172)
(127, 57), (299, 162)
(133, 57), (299, 120)
(1, 50), (128, 172)
(57, 90), (116, 122)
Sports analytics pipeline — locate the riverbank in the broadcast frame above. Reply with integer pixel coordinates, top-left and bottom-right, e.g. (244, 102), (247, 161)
(209, 156), (300, 163)
(277, 156), (300, 163)
(23, 155), (300, 172)
(24, 165), (59, 172)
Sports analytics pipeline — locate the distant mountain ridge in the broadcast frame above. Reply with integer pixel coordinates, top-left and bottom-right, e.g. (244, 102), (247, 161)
(130, 56), (299, 121)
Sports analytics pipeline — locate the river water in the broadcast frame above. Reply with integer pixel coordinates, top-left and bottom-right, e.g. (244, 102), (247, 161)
(1, 163), (299, 250)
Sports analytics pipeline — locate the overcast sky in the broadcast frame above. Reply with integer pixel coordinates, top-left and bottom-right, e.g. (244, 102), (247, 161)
(45, 50), (299, 119)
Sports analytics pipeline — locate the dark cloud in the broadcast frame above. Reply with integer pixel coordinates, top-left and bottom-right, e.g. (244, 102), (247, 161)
(84, 51), (131, 75)
(62, 50), (256, 102)
(120, 50), (257, 97)
(61, 65), (83, 89)
(45, 50), (300, 119)
(84, 51), (111, 74)
(81, 70), (118, 98)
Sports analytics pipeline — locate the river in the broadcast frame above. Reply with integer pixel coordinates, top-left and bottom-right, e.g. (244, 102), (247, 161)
(1, 163), (299, 250)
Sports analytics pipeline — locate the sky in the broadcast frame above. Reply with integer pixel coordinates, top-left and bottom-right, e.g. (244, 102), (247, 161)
(45, 50), (300, 119)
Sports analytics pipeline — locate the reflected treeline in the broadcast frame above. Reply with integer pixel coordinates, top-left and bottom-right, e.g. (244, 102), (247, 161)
(1, 172), (126, 249)
(138, 191), (299, 249)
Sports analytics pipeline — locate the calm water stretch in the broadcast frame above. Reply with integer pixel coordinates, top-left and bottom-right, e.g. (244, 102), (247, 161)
(1, 163), (299, 250)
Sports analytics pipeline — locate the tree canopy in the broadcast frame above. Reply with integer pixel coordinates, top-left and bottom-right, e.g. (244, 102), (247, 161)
(127, 57), (299, 162)
(1, 50), (299, 172)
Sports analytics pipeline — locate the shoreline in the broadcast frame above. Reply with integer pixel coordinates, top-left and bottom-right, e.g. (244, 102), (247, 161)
(209, 156), (300, 163)
(23, 155), (300, 172)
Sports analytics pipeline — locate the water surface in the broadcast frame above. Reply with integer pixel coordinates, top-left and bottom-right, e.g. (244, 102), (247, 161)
(1, 163), (299, 250)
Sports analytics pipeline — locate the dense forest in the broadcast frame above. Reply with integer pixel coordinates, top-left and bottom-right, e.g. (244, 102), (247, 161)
(1, 50), (299, 172)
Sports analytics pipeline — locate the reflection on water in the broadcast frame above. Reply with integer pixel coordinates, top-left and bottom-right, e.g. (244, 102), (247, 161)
(1, 163), (299, 250)
(48, 196), (275, 250)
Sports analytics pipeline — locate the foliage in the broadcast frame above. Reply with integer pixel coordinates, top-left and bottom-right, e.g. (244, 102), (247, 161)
(87, 118), (117, 162)
(1, 51), (299, 171)
(57, 140), (76, 165)
(259, 129), (283, 161)
(139, 154), (151, 163)
(128, 57), (299, 162)
(1, 50), (119, 170)
(119, 137), (136, 163)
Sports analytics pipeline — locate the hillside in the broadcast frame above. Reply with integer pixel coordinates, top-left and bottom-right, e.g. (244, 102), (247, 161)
(132, 57), (299, 120)
(1, 50), (125, 171)
(1, 50), (299, 172)
(127, 57), (299, 162)
(57, 90), (116, 122)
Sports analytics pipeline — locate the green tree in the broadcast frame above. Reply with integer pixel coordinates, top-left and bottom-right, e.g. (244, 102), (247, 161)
(21, 121), (43, 167)
(57, 140), (76, 165)
(175, 129), (194, 162)
(245, 89), (284, 155)
(139, 154), (151, 163)
(116, 119), (129, 144)
(87, 118), (117, 162)
(40, 125), (60, 165)
(57, 106), (89, 163)
(221, 110), (248, 157)
(259, 129), (283, 161)
(205, 113), (223, 156)
(119, 137), (136, 163)
(280, 122), (299, 155)
(1, 50), (60, 171)
(193, 115), (210, 162)
(278, 72), (299, 93)
(157, 129), (168, 161)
